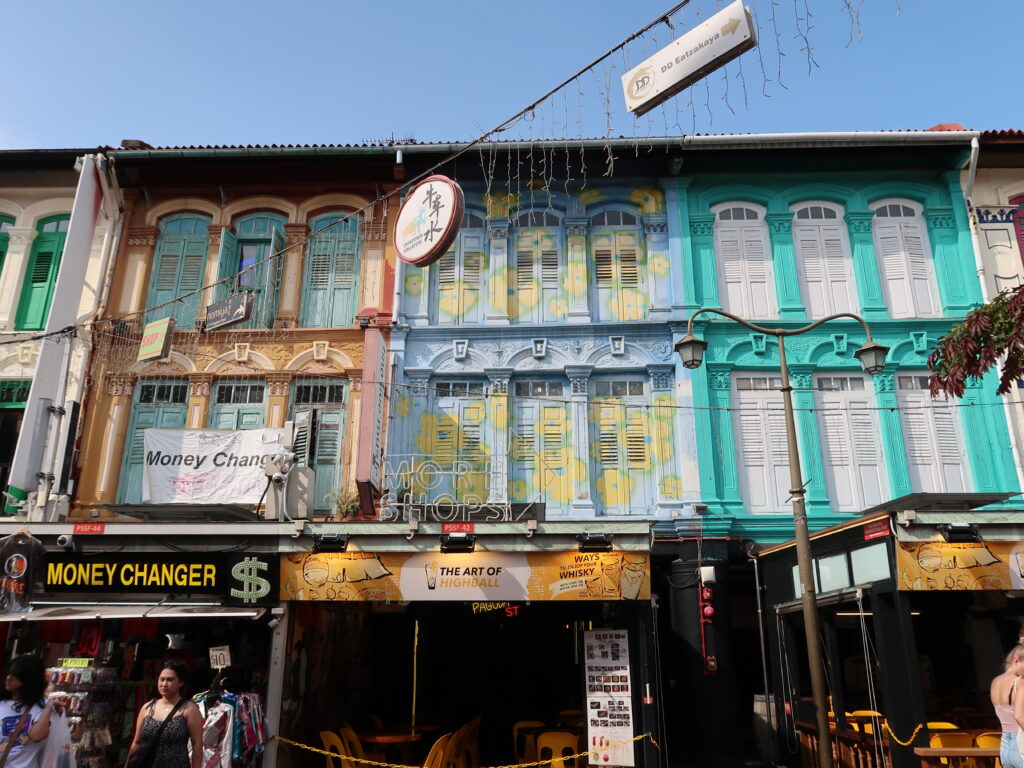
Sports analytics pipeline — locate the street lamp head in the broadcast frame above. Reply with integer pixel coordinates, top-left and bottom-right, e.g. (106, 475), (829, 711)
(675, 335), (708, 370)
(854, 341), (889, 375)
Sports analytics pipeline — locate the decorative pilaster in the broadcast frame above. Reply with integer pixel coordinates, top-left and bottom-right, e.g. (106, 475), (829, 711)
(925, 205), (977, 313)
(565, 365), (595, 517)
(564, 217), (591, 324)
(0, 227), (36, 329)
(485, 368), (512, 503)
(644, 215), (671, 319)
(647, 364), (682, 515)
(844, 211), (887, 319)
(360, 221), (388, 320)
(485, 218), (511, 325)
(96, 374), (137, 503)
(701, 364), (740, 514)
(960, 371), (1022, 499)
(872, 371), (912, 500)
(788, 367), (829, 514)
(266, 372), (293, 428)
(667, 179), (694, 313)
(688, 215), (718, 309)
(120, 226), (158, 314)
(277, 224), (306, 327)
(764, 213), (805, 318)
(187, 373), (214, 428)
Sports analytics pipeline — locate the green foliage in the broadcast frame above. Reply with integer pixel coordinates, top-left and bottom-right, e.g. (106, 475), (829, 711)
(928, 285), (1024, 397)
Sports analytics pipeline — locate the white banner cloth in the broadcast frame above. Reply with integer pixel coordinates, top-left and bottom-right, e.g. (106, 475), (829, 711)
(142, 428), (285, 504)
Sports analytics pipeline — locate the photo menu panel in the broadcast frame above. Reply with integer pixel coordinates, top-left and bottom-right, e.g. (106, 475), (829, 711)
(583, 629), (635, 766)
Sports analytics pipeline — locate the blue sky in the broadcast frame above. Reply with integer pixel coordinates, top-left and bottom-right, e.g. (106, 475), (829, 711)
(3, 0), (1018, 149)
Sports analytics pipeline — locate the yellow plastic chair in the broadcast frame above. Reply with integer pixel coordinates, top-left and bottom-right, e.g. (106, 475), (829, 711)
(513, 720), (546, 765)
(928, 722), (961, 731)
(975, 732), (1002, 768)
(320, 730), (354, 768)
(340, 725), (386, 764)
(424, 733), (452, 768)
(849, 710), (883, 735)
(929, 731), (974, 767)
(443, 720), (479, 768)
(537, 731), (580, 768)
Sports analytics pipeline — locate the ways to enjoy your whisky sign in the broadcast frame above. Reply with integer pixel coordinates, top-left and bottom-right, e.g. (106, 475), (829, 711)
(394, 175), (464, 268)
(621, 0), (756, 116)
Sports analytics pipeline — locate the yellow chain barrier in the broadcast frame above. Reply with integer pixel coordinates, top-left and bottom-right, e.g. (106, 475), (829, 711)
(880, 722), (925, 748)
(276, 732), (659, 768)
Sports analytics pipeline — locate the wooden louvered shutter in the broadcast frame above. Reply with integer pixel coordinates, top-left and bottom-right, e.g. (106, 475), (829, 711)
(734, 392), (790, 513)
(16, 232), (64, 331)
(743, 226), (774, 318)
(313, 409), (343, 511)
(593, 233), (615, 321)
(903, 220), (936, 316)
(330, 230), (359, 326)
(512, 401), (537, 469)
(821, 225), (853, 313)
(216, 228), (239, 302)
(617, 232), (639, 289)
(301, 236), (333, 327)
(515, 231), (537, 322)
(292, 408), (312, 467)
(897, 387), (969, 493)
(436, 248), (458, 324)
(149, 235), (207, 328)
(625, 413), (649, 470)
(596, 401), (621, 468)
(816, 389), (885, 512)
(716, 224), (746, 314)
(874, 221), (912, 318)
(461, 234), (483, 324)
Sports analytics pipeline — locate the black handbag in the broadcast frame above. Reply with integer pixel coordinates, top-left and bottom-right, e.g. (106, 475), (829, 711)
(125, 698), (187, 768)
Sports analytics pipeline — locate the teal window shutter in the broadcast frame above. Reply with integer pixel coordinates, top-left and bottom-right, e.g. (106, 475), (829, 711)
(146, 214), (210, 328)
(300, 214), (361, 328)
(216, 227), (239, 303)
(15, 214), (69, 331)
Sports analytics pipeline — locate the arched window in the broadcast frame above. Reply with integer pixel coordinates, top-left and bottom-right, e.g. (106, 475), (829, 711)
(791, 201), (856, 317)
(435, 209), (487, 325)
(15, 214), (70, 330)
(870, 199), (939, 318)
(146, 213), (211, 328)
(300, 212), (361, 328)
(512, 209), (564, 324)
(217, 212), (286, 329)
(589, 207), (646, 322)
(713, 203), (775, 318)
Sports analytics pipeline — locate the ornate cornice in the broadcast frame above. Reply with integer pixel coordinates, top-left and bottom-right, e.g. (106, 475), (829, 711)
(106, 373), (136, 397)
(976, 206), (1019, 224)
(188, 373), (214, 399)
(844, 211), (876, 234)
(267, 371), (293, 397)
(764, 213), (793, 235)
(284, 223), (307, 247)
(924, 207), (956, 230)
(564, 217), (588, 237)
(642, 214), (668, 236)
(127, 226), (158, 248)
(486, 218), (509, 241)
(361, 224), (388, 242)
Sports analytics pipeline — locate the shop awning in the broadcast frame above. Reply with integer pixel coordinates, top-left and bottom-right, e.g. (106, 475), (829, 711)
(0, 604), (264, 622)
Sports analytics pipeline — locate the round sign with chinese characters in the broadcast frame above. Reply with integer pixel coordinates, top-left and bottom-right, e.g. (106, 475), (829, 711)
(394, 175), (464, 267)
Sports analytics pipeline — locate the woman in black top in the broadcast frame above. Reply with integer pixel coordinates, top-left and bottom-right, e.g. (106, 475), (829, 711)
(127, 661), (203, 768)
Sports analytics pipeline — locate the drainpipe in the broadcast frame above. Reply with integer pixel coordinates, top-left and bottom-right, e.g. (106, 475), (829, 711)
(750, 545), (778, 767)
(964, 137), (988, 300)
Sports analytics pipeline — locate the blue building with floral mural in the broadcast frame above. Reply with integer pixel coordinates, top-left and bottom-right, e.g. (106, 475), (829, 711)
(382, 131), (1022, 768)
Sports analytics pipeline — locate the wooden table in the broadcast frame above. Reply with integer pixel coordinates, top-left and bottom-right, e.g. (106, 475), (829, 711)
(913, 746), (1000, 768)
(359, 729), (423, 765)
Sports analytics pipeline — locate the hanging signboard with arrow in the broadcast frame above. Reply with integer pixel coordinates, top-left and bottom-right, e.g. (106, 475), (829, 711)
(621, 0), (756, 117)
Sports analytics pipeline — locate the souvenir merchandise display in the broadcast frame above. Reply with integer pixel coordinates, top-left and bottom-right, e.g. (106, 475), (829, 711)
(195, 689), (269, 768)
(46, 663), (125, 768)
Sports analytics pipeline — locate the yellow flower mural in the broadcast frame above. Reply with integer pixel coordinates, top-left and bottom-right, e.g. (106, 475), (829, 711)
(628, 186), (665, 214)
(577, 189), (603, 205)
(650, 253), (670, 278)
(488, 267), (510, 315)
(596, 469), (632, 508)
(404, 271), (423, 297)
(484, 192), (517, 219)
(661, 475), (684, 499)
(611, 287), (648, 321)
(438, 281), (479, 322)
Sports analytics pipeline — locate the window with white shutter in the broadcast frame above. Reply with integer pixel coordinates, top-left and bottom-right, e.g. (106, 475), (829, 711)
(792, 202), (857, 317)
(896, 374), (971, 493)
(732, 376), (791, 513)
(589, 378), (651, 515)
(429, 381), (489, 504)
(291, 381), (347, 512)
(713, 203), (776, 318)
(435, 213), (487, 325)
(511, 380), (570, 513)
(590, 210), (647, 322)
(813, 375), (886, 512)
(870, 200), (939, 318)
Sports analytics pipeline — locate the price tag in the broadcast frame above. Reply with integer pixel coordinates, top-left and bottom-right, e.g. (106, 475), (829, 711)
(60, 658), (91, 668)
(209, 646), (231, 670)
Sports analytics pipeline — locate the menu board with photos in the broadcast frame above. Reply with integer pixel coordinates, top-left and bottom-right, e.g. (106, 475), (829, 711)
(583, 629), (635, 766)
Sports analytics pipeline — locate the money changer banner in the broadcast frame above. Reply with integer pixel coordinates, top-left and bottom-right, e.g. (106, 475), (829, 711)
(281, 551), (649, 602)
(44, 554), (278, 606)
(142, 428), (285, 504)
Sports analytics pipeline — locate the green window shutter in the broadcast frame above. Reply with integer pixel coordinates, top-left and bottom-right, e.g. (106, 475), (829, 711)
(15, 226), (67, 331)
(0, 216), (12, 281)
(216, 228), (239, 302)
(146, 234), (209, 328)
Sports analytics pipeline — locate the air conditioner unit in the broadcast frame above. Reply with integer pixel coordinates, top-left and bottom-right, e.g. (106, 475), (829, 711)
(265, 467), (314, 521)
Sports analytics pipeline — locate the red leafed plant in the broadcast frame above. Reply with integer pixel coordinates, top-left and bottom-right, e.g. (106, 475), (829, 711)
(928, 284), (1024, 397)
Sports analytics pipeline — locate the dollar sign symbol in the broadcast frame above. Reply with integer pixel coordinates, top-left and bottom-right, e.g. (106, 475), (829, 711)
(231, 557), (270, 605)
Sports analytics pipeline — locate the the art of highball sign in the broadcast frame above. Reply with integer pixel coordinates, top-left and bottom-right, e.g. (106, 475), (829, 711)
(280, 551), (650, 602)
(142, 428), (285, 504)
